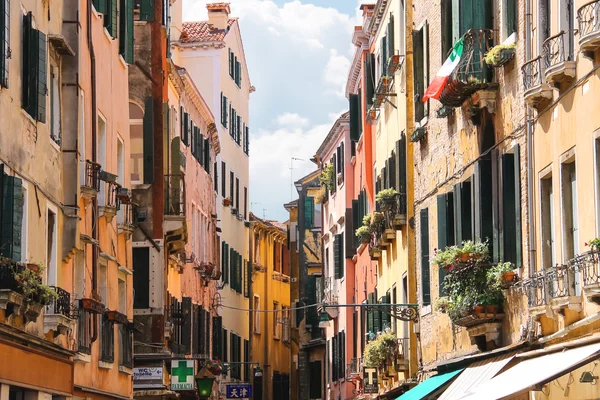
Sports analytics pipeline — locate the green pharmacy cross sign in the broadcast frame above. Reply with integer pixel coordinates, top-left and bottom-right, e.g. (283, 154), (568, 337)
(171, 360), (195, 390)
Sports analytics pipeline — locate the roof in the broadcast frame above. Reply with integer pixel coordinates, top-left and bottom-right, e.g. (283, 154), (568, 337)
(249, 212), (287, 233)
(314, 112), (350, 159)
(181, 19), (237, 43)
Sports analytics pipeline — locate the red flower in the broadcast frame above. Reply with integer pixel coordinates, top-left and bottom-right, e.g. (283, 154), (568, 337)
(585, 242), (589, 247)
(448, 265), (454, 271)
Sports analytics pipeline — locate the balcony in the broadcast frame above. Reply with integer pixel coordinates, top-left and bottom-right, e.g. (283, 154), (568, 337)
(117, 203), (136, 239)
(542, 31), (576, 86)
(164, 174), (186, 218)
(522, 57), (553, 107)
(379, 193), (407, 230)
(438, 29), (496, 108)
(545, 264), (582, 312)
(101, 182), (121, 222)
(44, 286), (74, 335)
(0, 260), (25, 316)
(522, 270), (548, 317)
(580, 251), (600, 303)
(578, 0), (600, 58)
(81, 160), (101, 200)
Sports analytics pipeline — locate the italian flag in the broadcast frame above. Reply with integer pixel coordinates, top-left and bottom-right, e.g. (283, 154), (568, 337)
(422, 38), (465, 102)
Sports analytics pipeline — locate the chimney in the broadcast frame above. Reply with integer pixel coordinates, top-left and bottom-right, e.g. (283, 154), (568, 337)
(207, 3), (231, 31)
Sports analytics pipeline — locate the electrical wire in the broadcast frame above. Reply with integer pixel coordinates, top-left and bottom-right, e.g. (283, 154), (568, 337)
(219, 302), (319, 313)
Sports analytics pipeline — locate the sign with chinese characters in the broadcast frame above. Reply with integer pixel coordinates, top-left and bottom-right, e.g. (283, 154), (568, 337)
(134, 367), (163, 380)
(363, 367), (378, 394)
(171, 360), (195, 391)
(226, 383), (252, 399)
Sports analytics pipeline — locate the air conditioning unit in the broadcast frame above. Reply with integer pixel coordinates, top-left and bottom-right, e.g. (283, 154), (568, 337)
(117, 187), (132, 203)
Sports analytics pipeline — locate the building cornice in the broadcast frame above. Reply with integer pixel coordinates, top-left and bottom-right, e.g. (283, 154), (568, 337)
(368, 0), (391, 40)
(315, 114), (351, 159)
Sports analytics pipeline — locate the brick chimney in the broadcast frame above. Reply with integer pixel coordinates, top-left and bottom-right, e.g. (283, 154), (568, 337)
(207, 3), (231, 30)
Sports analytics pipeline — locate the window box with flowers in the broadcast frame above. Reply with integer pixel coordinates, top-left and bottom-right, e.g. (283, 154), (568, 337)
(319, 164), (335, 193)
(362, 330), (399, 377)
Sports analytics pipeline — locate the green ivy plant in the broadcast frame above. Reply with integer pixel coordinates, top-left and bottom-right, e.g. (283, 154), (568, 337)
(319, 163), (335, 190)
(12, 264), (58, 305)
(376, 188), (399, 203)
(484, 43), (516, 66)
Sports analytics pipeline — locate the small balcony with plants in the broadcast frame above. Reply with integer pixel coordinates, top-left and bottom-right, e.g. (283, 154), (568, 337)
(0, 259), (59, 323)
(438, 29), (497, 109)
(580, 239), (600, 302)
(362, 330), (407, 381)
(101, 181), (122, 222)
(376, 188), (407, 230)
(433, 241), (516, 350)
(44, 286), (75, 335)
(164, 174), (187, 239)
(318, 163), (336, 197)
(521, 56), (553, 107)
(542, 31), (576, 86)
(81, 160), (101, 200)
(355, 212), (385, 259)
(578, 0), (600, 58)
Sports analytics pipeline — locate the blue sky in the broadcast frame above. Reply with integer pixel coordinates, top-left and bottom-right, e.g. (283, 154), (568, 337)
(183, 0), (366, 221)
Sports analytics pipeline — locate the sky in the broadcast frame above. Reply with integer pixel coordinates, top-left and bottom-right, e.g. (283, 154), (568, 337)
(183, 0), (369, 221)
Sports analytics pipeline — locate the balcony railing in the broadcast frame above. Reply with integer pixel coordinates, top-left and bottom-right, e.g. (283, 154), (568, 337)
(578, 0), (600, 54)
(323, 276), (338, 305)
(546, 264), (578, 300)
(522, 56), (544, 91)
(164, 174), (186, 217)
(106, 182), (121, 209)
(439, 29), (495, 107)
(542, 30), (573, 71)
(46, 286), (71, 317)
(580, 251), (600, 289)
(523, 271), (547, 308)
(83, 160), (101, 192)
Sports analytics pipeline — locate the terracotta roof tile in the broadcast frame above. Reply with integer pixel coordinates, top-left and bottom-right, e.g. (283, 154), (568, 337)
(181, 19), (236, 43)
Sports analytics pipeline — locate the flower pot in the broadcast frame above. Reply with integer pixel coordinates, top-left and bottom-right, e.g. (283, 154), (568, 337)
(223, 198), (231, 207)
(502, 271), (516, 282)
(26, 263), (40, 273)
(485, 305), (498, 314)
(474, 305), (485, 314)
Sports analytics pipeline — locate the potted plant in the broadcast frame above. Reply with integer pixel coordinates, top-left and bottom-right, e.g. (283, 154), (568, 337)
(434, 297), (451, 314)
(432, 246), (460, 270)
(223, 197), (232, 207)
(376, 188), (399, 211)
(362, 330), (398, 369)
(355, 225), (372, 244)
(205, 359), (224, 376)
(455, 240), (490, 263)
(319, 163), (335, 191)
(484, 43), (516, 67)
(13, 266), (58, 306)
(585, 238), (600, 253)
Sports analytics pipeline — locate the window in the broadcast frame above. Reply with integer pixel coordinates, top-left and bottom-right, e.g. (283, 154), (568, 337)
(282, 306), (290, 343)
(540, 173), (555, 269)
(104, 0), (118, 38)
(133, 247), (150, 308)
(243, 339), (249, 381)
(222, 242), (229, 285)
(98, 115), (107, 205)
(118, 277), (127, 314)
(559, 0), (575, 60)
(235, 177), (240, 210)
(119, 0), (134, 63)
(221, 161), (226, 196)
(223, 327), (228, 364)
(99, 258), (108, 304)
(334, 234), (343, 279)
(22, 12), (47, 122)
(50, 65), (61, 144)
(119, 324), (133, 368)
(117, 139), (125, 224)
(308, 361), (322, 399)
(538, 0), (551, 57)
(561, 159), (578, 260)
(420, 208), (431, 306)
(46, 206), (57, 286)
(221, 93), (228, 127)
(229, 48), (234, 78)
(304, 196), (315, 229)
(502, 0), (516, 38)
(133, 0), (155, 22)
(273, 302), (280, 339)
(244, 187), (248, 219)
(0, 170), (26, 262)
(78, 306), (93, 354)
(214, 162), (218, 193)
(412, 21), (428, 123)
(501, 149), (522, 266)
(244, 125), (250, 155)
(230, 171), (234, 203)
(437, 192), (454, 296)
(253, 295), (260, 334)
(101, 313), (115, 362)
(212, 316), (223, 359)
(0, 0), (9, 88)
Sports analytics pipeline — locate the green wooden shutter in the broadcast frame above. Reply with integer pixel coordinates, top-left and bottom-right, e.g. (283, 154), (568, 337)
(332, 335), (338, 381)
(143, 97), (154, 184)
(506, 0), (516, 35)
(22, 13), (36, 119)
(453, 181), (473, 244)
(365, 53), (375, 109)
(387, 16), (395, 60)
(345, 208), (354, 259)
(245, 126), (249, 155)
(119, 0), (134, 64)
(104, 0), (118, 37)
(237, 253), (242, 293)
(1, 175), (23, 261)
(460, 0), (493, 32)
(93, 0), (108, 14)
(204, 138), (210, 172)
(420, 209), (431, 305)
(36, 30), (47, 123)
(352, 200), (359, 250)
(334, 234), (341, 279)
(224, 242), (229, 284)
(412, 27), (424, 121)
(441, 0), (453, 58)
(349, 94), (360, 141)
(437, 193), (454, 296)
(1, 0), (10, 88)
(139, 0), (154, 21)
(502, 147), (522, 267)
(306, 275), (317, 327)
(382, 295), (391, 329)
(366, 293), (374, 336)
(373, 297), (381, 334)
(304, 196), (314, 229)
(244, 260), (250, 297)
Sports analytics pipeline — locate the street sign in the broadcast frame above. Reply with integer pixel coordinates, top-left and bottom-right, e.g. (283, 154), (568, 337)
(226, 383), (252, 398)
(171, 360), (195, 391)
(134, 367), (163, 380)
(363, 367), (378, 394)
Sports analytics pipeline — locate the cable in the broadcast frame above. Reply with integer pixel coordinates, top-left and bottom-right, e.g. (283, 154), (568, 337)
(219, 302), (319, 313)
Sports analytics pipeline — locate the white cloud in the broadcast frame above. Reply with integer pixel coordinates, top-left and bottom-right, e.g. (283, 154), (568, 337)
(274, 112), (310, 128)
(323, 49), (351, 97)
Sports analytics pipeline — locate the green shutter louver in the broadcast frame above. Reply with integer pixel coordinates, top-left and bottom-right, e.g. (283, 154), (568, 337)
(349, 94), (360, 142)
(437, 193), (454, 296)
(506, 0), (516, 35)
(306, 275), (317, 327)
(334, 234), (343, 279)
(93, 0), (108, 14)
(224, 242), (229, 284)
(230, 247), (235, 289)
(204, 137), (210, 172)
(104, 0), (118, 38)
(36, 30), (47, 123)
(365, 53), (375, 109)
(0, 0), (9, 88)
(420, 208), (431, 305)
(412, 27), (424, 122)
(119, 0), (134, 64)
(142, 97), (154, 184)
(1, 174), (23, 261)
(502, 147), (522, 267)
(304, 196), (314, 229)
(139, 0), (154, 21)
(387, 15), (395, 62)
(22, 13), (37, 120)
(453, 180), (473, 244)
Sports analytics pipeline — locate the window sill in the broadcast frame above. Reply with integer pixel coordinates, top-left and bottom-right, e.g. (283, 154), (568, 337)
(74, 352), (91, 363)
(20, 108), (37, 128)
(119, 55), (128, 69)
(103, 28), (113, 43)
(421, 304), (432, 316)
(119, 365), (134, 375)
(49, 137), (61, 152)
(253, 331), (261, 336)
(273, 337), (280, 341)
(99, 360), (114, 370)
(92, 5), (101, 19)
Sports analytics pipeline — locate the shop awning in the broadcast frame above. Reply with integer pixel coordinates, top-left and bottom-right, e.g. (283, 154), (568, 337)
(460, 342), (600, 400)
(437, 352), (516, 400)
(396, 369), (463, 400)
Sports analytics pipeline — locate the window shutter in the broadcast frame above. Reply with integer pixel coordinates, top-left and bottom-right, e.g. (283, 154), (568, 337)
(502, 148), (522, 267)
(420, 208), (431, 305)
(36, 30), (47, 123)
(229, 247), (235, 288)
(229, 49), (233, 77)
(304, 196), (314, 229)
(212, 316), (222, 359)
(441, 0), (453, 58)
(139, 0), (154, 21)
(104, 0), (117, 37)
(365, 53), (375, 109)
(332, 334), (338, 381)
(245, 126), (249, 155)
(452, 0), (460, 43)
(454, 180), (473, 244)
(345, 208), (354, 259)
(22, 13), (37, 119)
(93, 0), (108, 14)
(506, 0), (516, 35)
(244, 260), (250, 297)
(437, 193), (454, 296)
(182, 112), (189, 145)
(387, 16), (395, 60)
(475, 158), (495, 257)
(181, 297), (192, 353)
(380, 36), (387, 77)
(334, 234), (340, 278)
(423, 21), (430, 118)
(367, 293), (374, 335)
(1, 0), (9, 88)
(192, 304), (199, 355)
(142, 98), (154, 184)
(373, 298), (381, 333)
(119, 0), (134, 63)
(412, 27), (424, 122)
(349, 94), (360, 141)
(224, 242), (229, 284)
(305, 275), (317, 327)
(1, 175), (23, 261)
(204, 138), (210, 172)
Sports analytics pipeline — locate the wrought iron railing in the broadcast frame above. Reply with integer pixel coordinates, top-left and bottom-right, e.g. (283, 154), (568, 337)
(542, 30), (573, 70)
(370, 218), (386, 250)
(578, 0), (600, 39)
(522, 56), (544, 91)
(522, 270), (547, 308)
(580, 251), (600, 288)
(323, 276), (338, 305)
(83, 160), (101, 191)
(106, 182), (121, 209)
(439, 29), (495, 107)
(46, 286), (71, 317)
(546, 263), (577, 299)
(164, 174), (186, 216)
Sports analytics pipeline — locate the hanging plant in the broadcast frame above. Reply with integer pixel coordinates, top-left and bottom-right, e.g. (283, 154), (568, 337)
(484, 43), (516, 67)
(12, 264), (58, 306)
(355, 225), (372, 244)
(319, 164), (335, 191)
(363, 330), (398, 368)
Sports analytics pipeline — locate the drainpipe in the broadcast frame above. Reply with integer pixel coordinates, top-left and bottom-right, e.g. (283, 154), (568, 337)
(525, 0), (537, 277)
(87, 0), (99, 342)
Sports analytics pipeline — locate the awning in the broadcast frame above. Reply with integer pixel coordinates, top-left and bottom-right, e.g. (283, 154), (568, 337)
(460, 342), (600, 400)
(396, 369), (463, 400)
(438, 352), (516, 400)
